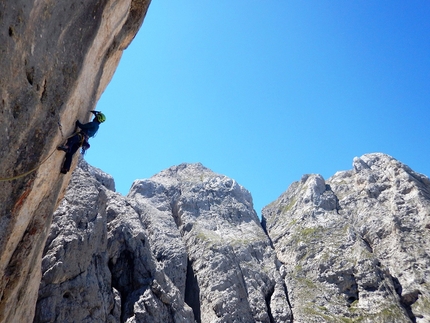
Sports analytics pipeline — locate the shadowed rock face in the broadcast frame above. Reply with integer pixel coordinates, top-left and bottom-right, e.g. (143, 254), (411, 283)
(263, 153), (430, 323)
(0, 1), (150, 322)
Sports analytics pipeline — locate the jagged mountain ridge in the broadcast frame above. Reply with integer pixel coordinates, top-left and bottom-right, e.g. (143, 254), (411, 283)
(35, 153), (430, 322)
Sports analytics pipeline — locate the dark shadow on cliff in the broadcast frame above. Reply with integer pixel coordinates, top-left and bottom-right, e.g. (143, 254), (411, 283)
(184, 259), (201, 323)
(109, 247), (153, 323)
(392, 276), (419, 323)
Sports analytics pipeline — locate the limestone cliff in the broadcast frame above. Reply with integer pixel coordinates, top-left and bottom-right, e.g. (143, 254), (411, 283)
(35, 159), (291, 322)
(34, 153), (429, 322)
(127, 163), (291, 322)
(263, 153), (430, 322)
(0, 1), (150, 322)
(35, 158), (195, 323)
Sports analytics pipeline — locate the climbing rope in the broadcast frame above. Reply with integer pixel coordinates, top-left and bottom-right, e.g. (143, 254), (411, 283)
(0, 130), (79, 182)
(0, 148), (58, 182)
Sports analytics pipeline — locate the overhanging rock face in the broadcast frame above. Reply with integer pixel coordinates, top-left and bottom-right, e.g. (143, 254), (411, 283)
(0, 1), (150, 322)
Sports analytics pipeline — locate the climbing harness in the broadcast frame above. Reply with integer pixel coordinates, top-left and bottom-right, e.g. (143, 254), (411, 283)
(75, 132), (90, 154)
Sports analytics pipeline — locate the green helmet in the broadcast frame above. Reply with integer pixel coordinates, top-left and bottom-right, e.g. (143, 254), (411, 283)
(95, 112), (106, 123)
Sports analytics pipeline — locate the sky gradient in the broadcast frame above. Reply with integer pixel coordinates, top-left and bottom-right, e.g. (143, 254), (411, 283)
(86, 1), (430, 216)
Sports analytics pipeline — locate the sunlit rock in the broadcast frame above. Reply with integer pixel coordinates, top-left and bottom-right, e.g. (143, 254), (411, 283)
(262, 153), (430, 323)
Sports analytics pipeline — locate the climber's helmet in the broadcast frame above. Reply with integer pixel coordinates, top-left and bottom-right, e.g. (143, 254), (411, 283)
(96, 112), (106, 123)
(91, 111), (106, 123)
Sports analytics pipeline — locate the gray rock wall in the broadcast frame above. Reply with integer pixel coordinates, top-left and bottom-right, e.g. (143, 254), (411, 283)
(35, 160), (292, 323)
(263, 153), (430, 323)
(128, 163), (292, 323)
(35, 158), (194, 323)
(35, 153), (430, 322)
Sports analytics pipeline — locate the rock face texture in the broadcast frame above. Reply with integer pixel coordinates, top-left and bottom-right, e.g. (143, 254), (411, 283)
(128, 163), (292, 323)
(0, 1), (150, 322)
(35, 153), (430, 323)
(263, 153), (430, 323)
(35, 158), (194, 323)
(35, 159), (292, 323)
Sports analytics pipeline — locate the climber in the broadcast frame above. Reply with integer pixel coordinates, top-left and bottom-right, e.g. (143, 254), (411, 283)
(57, 110), (106, 174)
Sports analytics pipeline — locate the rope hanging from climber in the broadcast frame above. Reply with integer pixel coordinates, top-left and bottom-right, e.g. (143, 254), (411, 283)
(0, 111), (106, 180)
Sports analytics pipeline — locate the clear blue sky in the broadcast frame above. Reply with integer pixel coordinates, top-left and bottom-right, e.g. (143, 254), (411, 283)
(86, 1), (430, 216)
